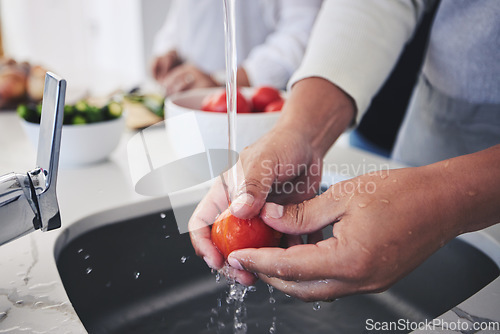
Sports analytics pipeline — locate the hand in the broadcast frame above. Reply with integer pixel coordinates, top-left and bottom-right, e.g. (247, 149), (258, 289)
(151, 50), (182, 83)
(188, 127), (323, 285)
(226, 166), (466, 301)
(188, 78), (356, 284)
(160, 63), (219, 96)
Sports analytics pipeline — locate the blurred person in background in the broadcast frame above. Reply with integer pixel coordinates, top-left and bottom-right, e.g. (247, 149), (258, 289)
(151, 0), (323, 95)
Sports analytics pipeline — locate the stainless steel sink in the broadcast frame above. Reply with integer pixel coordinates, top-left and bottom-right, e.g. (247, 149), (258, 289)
(54, 199), (500, 334)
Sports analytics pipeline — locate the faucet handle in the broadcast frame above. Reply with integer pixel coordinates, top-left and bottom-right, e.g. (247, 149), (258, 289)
(35, 72), (66, 231)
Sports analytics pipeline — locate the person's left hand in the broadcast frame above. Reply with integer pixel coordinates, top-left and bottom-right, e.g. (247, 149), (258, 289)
(226, 165), (463, 301)
(160, 63), (219, 96)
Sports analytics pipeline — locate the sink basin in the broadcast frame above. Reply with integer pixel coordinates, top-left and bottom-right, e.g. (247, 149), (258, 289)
(55, 199), (500, 334)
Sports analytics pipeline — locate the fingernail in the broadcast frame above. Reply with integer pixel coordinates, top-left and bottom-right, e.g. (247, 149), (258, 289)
(264, 202), (284, 219)
(228, 255), (244, 270)
(203, 256), (217, 270)
(230, 193), (254, 214)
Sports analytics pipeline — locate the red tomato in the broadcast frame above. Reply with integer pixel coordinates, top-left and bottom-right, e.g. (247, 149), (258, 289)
(251, 86), (282, 113)
(201, 89), (251, 113)
(211, 208), (282, 259)
(264, 98), (284, 112)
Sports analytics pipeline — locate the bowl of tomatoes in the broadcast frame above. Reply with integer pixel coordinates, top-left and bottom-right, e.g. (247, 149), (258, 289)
(164, 86), (284, 153)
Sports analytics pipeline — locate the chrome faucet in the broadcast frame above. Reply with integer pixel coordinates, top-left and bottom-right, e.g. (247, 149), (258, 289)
(0, 72), (66, 246)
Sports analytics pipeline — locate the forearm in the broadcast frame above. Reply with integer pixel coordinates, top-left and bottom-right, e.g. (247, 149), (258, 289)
(425, 144), (500, 235)
(276, 77), (355, 158)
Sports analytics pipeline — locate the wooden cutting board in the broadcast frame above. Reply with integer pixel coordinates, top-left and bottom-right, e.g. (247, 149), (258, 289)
(124, 100), (163, 130)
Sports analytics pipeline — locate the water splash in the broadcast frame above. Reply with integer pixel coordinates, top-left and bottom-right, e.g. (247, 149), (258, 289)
(180, 256), (189, 263)
(312, 302), (321, 311)
(134, 271), (140, 279)
(267, 284), (276, 304)
(269, 316), (277, 333)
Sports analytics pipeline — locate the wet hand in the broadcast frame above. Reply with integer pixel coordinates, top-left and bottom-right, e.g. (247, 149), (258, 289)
(227, 167), (462, 301)
(188, 127), (323, 284)
(188, 78), (356, 284)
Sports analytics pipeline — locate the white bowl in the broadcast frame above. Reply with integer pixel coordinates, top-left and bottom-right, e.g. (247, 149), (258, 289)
(164, 88), (281, 153)
(21, 116), (125, 167)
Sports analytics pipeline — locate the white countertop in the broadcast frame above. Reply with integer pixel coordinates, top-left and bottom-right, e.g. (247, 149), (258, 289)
(0, 111), (499, 333)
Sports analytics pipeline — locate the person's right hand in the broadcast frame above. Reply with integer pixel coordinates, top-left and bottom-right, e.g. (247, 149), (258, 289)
(188, 124), (325, 284)
(151, 50), (181, 83)
(188, 78), (356, 284)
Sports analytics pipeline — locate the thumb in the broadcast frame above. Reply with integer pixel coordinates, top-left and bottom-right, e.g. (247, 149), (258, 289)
(229, 158), (276, 219)
(260, 189), (344, 235)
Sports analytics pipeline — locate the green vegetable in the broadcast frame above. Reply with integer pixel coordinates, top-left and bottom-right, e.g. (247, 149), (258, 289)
(17, 103), (41, 123)
(18, 99), (124, 125)
(72, 115), (87, 125)
(125, 92), (165, 118)
(107, 101), (123, 118)
(142, 95), (165, 118)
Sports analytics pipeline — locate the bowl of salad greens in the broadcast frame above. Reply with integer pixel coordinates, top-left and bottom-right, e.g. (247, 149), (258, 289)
(18, 99), (125, 167)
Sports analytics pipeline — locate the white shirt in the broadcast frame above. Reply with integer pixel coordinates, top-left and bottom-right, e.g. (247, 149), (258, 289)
(289, 0), (429, 122)
(153, 0), (323, 89)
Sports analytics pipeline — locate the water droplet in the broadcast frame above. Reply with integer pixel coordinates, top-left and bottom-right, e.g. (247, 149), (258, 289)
(134, 271), (140, 279)
(180, 256), (189, 263)
(269, 317), (277, 333)
(34, 301), (44, 308)
(358, 203), (367, 208)
(444, 160), (450, 168)
(77, 248), (83, 254)
(269, 297), (276, 304)
(160, 213), (166, 219)
(15, 300), (24, 305)
(234, 321), (247, 332)
(248, 286), (257, 292)
(380, 199), (390, 204)
(0, 312), (7, 321)
(85, 267), (93, 274)
(380, 173), (389, 180)
(83, 254), (90, 260)
(215, 272), (221, 283)
(267, 284), (274, 294)
(285, 293), (291, 298)
(162, 225), (167, 229)
(313, 302), (321, 311)
(164, 235), (170, 239)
